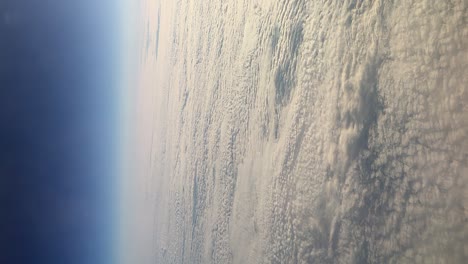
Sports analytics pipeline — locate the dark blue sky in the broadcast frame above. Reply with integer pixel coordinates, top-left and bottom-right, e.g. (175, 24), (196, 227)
(0, 1), (120, 263)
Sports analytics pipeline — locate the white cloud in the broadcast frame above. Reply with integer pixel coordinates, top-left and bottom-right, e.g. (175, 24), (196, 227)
(125, 0), (468, 263)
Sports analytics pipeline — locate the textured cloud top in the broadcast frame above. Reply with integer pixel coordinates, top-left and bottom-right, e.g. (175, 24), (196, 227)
(127, 0), (468, 263)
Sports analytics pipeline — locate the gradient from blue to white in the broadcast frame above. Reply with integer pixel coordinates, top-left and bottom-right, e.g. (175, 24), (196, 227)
(0, 0), (126, 263)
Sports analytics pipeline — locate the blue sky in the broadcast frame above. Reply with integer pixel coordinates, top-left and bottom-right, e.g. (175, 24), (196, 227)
(0, 1), (126, 263)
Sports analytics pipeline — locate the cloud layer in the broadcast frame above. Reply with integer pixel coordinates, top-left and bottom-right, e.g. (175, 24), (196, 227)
(128, 0), (468, 263)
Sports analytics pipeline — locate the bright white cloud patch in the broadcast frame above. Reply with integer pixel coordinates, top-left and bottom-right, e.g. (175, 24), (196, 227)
(126, 0), (468, 263)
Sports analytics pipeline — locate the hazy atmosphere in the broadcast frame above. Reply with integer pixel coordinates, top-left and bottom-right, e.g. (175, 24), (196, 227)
(3, 1), (465, 262)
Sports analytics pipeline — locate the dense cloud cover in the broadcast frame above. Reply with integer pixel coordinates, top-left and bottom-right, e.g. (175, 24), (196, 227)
(129, 0), (468, 263)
